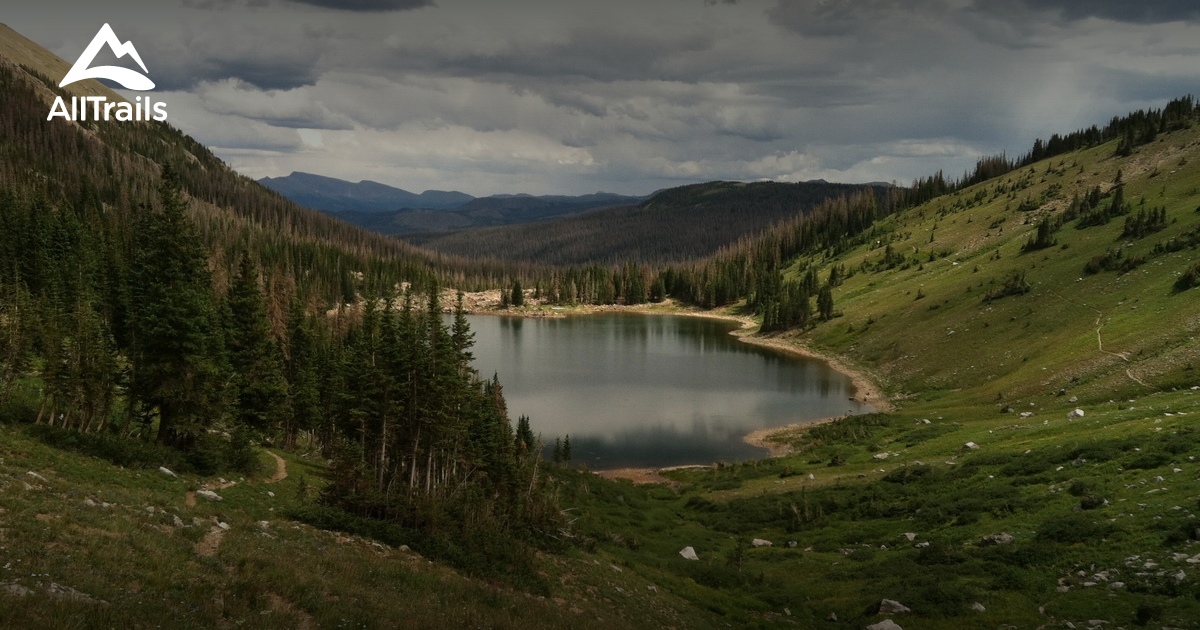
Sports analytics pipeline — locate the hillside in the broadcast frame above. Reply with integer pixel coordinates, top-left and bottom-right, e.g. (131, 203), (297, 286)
(258, 171), (473, 212)
(334, 191), (646, 235)
(404, 180), (888, 265)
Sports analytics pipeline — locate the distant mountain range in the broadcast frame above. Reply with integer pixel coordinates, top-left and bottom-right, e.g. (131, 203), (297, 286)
(258, 171), (473, 212)
(258, 171), (646, 233)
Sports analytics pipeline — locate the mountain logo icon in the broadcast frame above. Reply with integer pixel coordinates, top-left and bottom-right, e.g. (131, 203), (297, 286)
(60, 23), (154, 91)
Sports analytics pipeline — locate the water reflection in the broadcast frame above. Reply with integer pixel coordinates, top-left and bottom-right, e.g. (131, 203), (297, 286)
(459, 313), (870, 468)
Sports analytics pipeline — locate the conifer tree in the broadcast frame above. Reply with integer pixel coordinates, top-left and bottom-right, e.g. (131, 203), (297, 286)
(128, 166), (226, 448)
(226, 253), (290, 437)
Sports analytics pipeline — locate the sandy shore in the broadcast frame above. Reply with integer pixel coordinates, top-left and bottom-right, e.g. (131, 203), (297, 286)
(455, 294), (892, 485)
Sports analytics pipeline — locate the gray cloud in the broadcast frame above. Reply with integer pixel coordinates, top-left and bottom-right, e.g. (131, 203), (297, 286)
(287, 0), (434, 11)
(7, 0), (1198, 196)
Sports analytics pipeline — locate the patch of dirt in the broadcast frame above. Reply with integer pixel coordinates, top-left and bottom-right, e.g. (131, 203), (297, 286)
(267, 593), (316, 630)
(185, 491), (196, 507)
(194, 526), (226, 557)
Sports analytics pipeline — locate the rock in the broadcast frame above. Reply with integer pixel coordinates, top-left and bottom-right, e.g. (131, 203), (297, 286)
(158, 467), (177, 478)
(878, 599), (911, 615)
(25, 471), (47, 483)
(267, 491), (275, 498)
(173, 515), (185, 528)
(787, 541), (798, 548)
(970, 602), (986, 612)
(216, 521), (230, 531)
(915, 541), (930, 548)
(47, 582), (107, 605)
(83, 498), (97, 508)
(1069, 396), (1078, 403)
(874, 452), (890, 460)
(964, 442), (980, 450)
(2, 582), (33, 597)
(1109, 582), (1124, 589)
(807, 473), (815, 480)
(827, 612), (838, 622)
(258, 521), (270, 529)
(1019, 412), (1034, 418)
(1068, 408), (1085, 419)
(752, 538), (773, 547)
(679, 546), (699, 561)
(901, 532), (917, 541)
(398, 545), (411, 552)
(195, 490), (223, 502)
(1175, 570), (1186, 581)
(979, 532), (1014, 546)
(145, 506), (155, 514)
(866, 620), (903, 630)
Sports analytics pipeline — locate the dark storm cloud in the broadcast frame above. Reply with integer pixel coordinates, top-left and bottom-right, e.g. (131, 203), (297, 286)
(287, 0), (434, 11)
(993, 0), (1200, 24)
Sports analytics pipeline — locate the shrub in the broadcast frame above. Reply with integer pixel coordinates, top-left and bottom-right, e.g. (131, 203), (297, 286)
(1036, 513), (1115, 544)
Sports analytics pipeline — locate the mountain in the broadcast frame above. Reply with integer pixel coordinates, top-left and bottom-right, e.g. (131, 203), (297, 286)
(336, 191), (647, 234)
(257, 171), (473, 212)
(403, 180), (891, 264)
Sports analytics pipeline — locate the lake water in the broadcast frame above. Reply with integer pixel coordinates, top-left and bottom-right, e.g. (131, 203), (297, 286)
(461, 313), (870, 469)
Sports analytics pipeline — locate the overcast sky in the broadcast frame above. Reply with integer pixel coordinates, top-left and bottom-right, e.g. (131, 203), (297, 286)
(8, 0), (1200, 195)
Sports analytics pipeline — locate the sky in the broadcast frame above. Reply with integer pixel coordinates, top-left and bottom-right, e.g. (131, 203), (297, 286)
(7, 0), (1200, 196)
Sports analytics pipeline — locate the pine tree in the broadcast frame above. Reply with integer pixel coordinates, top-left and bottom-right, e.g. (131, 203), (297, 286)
(128, 166), (226, 448)
(510, 280), (524, 307)
(818, 285), (835, 321)
(226, 253), (290, 438)
(285, 298), (321, 449)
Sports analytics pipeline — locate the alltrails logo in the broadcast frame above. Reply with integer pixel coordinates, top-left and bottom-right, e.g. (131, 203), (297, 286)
(47, 23), (167, 122)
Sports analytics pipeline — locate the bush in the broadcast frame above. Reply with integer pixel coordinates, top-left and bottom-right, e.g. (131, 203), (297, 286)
(1036, 513), (1115, 544)
(25, 424), (189, 471)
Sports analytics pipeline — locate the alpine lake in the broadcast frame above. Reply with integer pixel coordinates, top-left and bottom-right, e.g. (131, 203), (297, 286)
(459, 313), (871, 470)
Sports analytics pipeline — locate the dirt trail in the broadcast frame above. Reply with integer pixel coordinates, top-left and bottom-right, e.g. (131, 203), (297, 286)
(194, 525), (226, 557)
(265, 451), (287, 483)
(1093, 311), (1156, 390)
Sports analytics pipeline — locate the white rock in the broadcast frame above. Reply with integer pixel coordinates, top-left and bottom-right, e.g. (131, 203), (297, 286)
(267, 491), (275, 498)
(751, 538), (773, 547)
(1069, 396), (1078, 403)
(25, 471), (47, 483)
(901, 532), (917, 541)
(195, 490), (223, 502)
(2, 583), (33, 597)
(964, 442), (980, 450)
(874, 452), (890, 460)
(158, 467), (177, 478)
(173, 515), (185, 528)
(878, 599), (911, 614)
(970, 602), (986, 612)
(217, 521), (230, 531)
(1068, 409), (1085, 419)
(866, 620), (903, 630)
(1109, 582), (1124, 589)
(915, 542), (930, 548)
(807, 473), (815, 480)
(679, 546), (699, 561)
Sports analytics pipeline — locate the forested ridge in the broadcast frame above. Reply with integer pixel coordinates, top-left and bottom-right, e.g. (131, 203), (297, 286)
(0, 53), (563, 577)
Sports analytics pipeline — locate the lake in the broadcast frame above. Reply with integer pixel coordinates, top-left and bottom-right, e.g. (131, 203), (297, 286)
(461, 313), (870, 469)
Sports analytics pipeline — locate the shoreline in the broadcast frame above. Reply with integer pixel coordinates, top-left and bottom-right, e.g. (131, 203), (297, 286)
(454, 294), (892, 485)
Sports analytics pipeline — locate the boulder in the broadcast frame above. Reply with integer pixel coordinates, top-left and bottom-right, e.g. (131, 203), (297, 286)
(2, 582), (33, 597)
(158, 467), (177, 478)
(901, 532), (917, 541)
(866, 620), (903, 630)
(963, 442), (980, 450)
(679, 546), (699, 561)
(971, 602), (986, 612)
(878, 599), (911, 615)
(827, 612), (838, 622)
(1068, 408), (1085, 419)
(25, 471), (47, 483)
(195, 490), (223, 502)
(751, 538), (773, 547)
(979, 532), (1014, 546)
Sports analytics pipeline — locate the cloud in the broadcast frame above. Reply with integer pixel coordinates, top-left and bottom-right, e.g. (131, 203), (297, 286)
(286, 0), (435, 12)
(994, 0), (1200, 24)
